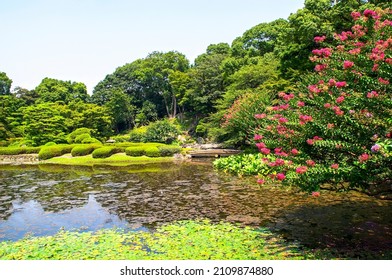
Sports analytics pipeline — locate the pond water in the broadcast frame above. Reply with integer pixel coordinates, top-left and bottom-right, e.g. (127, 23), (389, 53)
(1, 161), (391, 258)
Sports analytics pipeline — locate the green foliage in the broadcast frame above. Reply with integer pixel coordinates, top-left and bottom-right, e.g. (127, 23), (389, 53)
(157, 145), (181, 156)
(0, 220), (305, 260)
(38, 145), (75, 160)
(214, 153), (272, 176)
(92, 51), (190, 119)
(81, 137), (101, 144)
(92, 147), (124, 159)
(249, 9), (392, 191)
(71, 144), (102, 157)
(0, 147), (40, 155)
(67, 128), (92, 144)
(125, 146), (146, 156)
(144, 146), (160, 157)
(74, 133), (91, 143)
(44, 142), (57, 146)
(144, 119), (180, 144)
(128, 126), (148, 142)
(0, 72), (12, 95)
(35, 77), (88, 104)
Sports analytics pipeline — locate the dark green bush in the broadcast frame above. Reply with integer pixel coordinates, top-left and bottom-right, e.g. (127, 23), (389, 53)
(92, 147), (124, 158)
(38, 145), (75, 160)
(158, 145), (181, 156)
(125, 146), (146, 157)
(145, 147), (160, 157)
(144, 119), (179, 144)
(71, 144), (102, 157)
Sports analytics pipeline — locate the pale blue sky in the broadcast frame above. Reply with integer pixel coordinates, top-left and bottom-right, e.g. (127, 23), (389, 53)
(1, 0), (304, 93)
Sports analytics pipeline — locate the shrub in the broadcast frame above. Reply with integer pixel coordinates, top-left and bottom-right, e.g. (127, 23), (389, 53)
(145, 147), (160, 157)
(144, 119), (180, 144)
(92, 147), (124, 158)
(71, 144), (102, 157)
(125, 146), (146, 156)
(74, 133), (91, 143)
(111, 135), (130, 143)
(81, 137), (101, 144)
(67, 128), (92, 144)
(158, 145), (181, 156)
(129, 126), (148, 142)
(250, 9), (392, 191)
(25, 147), (41, 154)
(44, 142), (57, 146)
(38, 145), (75, 160)
(0, 147), (41, 155)
(0, 147), (25, 155)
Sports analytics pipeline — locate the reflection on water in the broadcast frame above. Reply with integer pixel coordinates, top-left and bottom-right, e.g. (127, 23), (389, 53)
(0, 195), (131, 241)
(1, 162), (392, 258)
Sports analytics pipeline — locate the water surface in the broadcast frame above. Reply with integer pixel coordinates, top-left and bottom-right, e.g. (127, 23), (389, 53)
(1, 162), (391, 258)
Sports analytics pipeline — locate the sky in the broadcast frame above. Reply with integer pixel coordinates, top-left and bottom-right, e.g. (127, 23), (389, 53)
(1, 0), (305, 93)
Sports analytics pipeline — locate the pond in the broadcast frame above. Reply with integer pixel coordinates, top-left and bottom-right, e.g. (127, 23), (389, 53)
(1, 161), (391, 258)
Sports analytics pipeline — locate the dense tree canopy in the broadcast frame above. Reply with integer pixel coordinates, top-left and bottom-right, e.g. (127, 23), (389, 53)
(0, 72), (12, 95)
(1, 0), (389, 148)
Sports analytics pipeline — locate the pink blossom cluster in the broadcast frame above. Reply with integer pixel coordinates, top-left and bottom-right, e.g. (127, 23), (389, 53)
(358, 153), (370, 162)
(299, 115), (313, 125)
(343, 60), (354, 69)
(367, 91), (379, 98)
(363, 9), (379, 19)
(296, 166), (308, 174)
(314, 36), (326, 43)
(306, 136), (323, 145)
(312, 48), (332, 58)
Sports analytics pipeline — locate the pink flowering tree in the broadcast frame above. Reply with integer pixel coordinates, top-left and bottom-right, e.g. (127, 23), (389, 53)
(253, 8), (392, 192)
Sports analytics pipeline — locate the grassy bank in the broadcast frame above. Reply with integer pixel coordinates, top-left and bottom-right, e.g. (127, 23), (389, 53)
(41, 153), (177, 166)
(0, 220), (307, 260)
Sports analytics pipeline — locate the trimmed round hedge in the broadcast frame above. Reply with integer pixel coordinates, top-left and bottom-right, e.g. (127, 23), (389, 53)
(144, 147), (161, 157)
(38, 145), (75, 160)
(125, 146), (146, 157)
(71, 144), (102, 157)
(92, 147), (124, 158)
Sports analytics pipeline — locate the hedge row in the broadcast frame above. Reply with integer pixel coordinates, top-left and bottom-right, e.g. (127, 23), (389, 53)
(0, 147), (41, 155)
(38, 145), (76, 160)
(71, 144), (103, 157)
(125, 145), (181, 157)
(92, 147), (125, 158)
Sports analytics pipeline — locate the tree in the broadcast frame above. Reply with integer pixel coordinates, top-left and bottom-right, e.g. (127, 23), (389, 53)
(22, 103), (69, 145)
(105, 89), (136, 133)
(0, 72), (12, 95)
(252, 8), (392, 191)
(92, 51), (190, 119)
(35, 78), (88, 104)
(184, 43), (230, 116)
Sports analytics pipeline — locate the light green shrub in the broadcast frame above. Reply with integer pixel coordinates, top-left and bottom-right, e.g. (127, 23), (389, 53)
(74, 133), (91, 143)
(71, 144), (102, 157)
(145, 147), (160, 157)
(92, 147), (124, 158)
(125, 146), (146, 157)
(38, 145), (75, 160)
